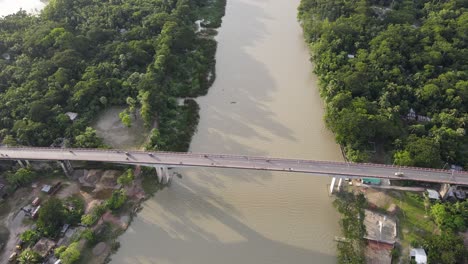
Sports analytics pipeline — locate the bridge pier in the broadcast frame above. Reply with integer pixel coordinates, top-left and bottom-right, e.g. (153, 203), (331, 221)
(329, 177), (337, 194)
(59, 160), (74, 177)
(17, 160), (26, 168)
(337, 177), (343, 192)
(155, 166), (171, 184)
(329, 177), (345, 194)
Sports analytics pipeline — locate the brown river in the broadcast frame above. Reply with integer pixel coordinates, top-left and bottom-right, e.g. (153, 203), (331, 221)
(113, 0), (343, 263)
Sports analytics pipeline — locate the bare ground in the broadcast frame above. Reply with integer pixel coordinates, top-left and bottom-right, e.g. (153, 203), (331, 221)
(92, 106), (150, 149)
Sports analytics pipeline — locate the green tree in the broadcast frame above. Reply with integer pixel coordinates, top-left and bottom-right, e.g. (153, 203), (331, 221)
(20, 229), (40, 245)
(400, 135), (442, 168)
(126, 96), (137, 118)
(333, 191), (367, 263)
(394, 150), (414, 166)
(54, 245), (66, 256)
(74, 127), (103, 148)
(81, 228), (96, 246)
(59, 242), (81, 264)
(117, 169), (135, 186)
(2, 135), (17, 146)
(37, 197), (66, 237)
(18, 248), (41, 264)
(106, 190), (127, 212)
(80, 214), (97, 227)
(422, 233), (466, 264)
(64, 196), (85, 225)
(145, 128), (161, 150)
(119, 109), (132, 127)
(7, 168), (36, 187)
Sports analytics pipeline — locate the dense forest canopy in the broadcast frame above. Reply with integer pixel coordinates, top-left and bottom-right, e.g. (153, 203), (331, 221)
(298, 0), (467, 168)
(0, 0), (224, 151)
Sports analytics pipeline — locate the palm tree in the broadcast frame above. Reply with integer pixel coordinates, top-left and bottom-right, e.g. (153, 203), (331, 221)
(18, 248), (41, 264)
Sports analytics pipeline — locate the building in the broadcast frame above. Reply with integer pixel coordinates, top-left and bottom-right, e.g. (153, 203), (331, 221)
(41, 185), (52, 194)
(406, 108), (432, 123)
(65, 112), (78, 121)
(410, 248), (427, 264)
(33, 238), (56, 258)
(363, 210), (397, 245)
(426, 189), (440, 200)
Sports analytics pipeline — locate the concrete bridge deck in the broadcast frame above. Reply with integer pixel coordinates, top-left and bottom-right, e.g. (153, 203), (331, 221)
(0, 147), (467, 185)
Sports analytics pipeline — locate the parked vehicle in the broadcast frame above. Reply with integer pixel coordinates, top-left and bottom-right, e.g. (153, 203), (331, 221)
(32, 197), (40, 206)
(32, 205), (41, 219)
(9, 252), (17, 262)
(15, 240), (24, 250)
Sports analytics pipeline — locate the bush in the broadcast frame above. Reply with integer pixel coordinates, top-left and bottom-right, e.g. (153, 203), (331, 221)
(6, 167), (36, 187)
(19, 229), (40, 246)
(422, 232), (466, 264)
(81, 214), (97, 226)
(64, 196), (85, 225)
(105, 190), (127, 212)
(81, 203), (108, 226)
(18, 248), (41, 263)
(81, 228), (97, 246)
(59, 242), (81, 264)
(54, 245), (66, 256)
(117, 169), (135, 186)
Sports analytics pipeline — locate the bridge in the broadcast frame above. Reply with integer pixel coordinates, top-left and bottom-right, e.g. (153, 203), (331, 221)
(0, 147), (467, 187)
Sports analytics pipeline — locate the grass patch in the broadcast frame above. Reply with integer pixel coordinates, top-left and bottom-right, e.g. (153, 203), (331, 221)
(388, 192), (436, 248)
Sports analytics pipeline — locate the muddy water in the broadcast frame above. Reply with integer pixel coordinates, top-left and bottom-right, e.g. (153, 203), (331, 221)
(114, 0), (343, 263)
(0, 0), (45, 16)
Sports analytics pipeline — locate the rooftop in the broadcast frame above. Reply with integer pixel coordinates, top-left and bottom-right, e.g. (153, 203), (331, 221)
(362, 178), (381, 185)
(65, 112), (78, 121)
(33, 238), (56, 258)
(365, 240), (393, 264)
(410, 248), (427, 264)
(363, 210), (397, 244)
(426, 189), (440, 200)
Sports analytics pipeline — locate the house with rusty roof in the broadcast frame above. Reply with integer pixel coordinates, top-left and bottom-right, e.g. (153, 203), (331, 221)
(32, 238), (56, 258)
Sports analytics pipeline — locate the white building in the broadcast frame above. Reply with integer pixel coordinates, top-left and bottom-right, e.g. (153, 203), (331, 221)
(410, 248), (427, 264)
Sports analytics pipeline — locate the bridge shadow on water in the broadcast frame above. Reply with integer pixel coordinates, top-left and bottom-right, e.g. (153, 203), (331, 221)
(114, 169), (336, 264)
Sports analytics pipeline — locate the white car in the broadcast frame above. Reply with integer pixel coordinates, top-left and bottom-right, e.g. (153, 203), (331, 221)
(394, 172), (404, 177)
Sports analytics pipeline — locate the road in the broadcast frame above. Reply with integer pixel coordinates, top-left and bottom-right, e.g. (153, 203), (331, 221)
(0, 147), (467, 185)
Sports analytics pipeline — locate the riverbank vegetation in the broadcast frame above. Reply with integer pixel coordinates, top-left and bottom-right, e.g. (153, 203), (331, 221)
(0, 0), (225, 152)
(298, 0), (467, 168)
(333, 191), (367, 263)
